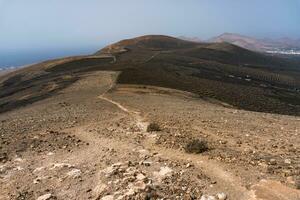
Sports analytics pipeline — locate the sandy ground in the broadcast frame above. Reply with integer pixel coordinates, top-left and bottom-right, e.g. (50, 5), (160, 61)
(0, 71), (299, 200)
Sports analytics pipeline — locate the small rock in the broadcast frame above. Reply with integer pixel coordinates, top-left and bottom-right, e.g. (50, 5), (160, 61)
(93, 182), (107, 195)
(158, 166), (173, 176)
(33, 167), (45, 173)
(216, 192), (227, 200)
(269, 159), (277, 165)
(14, 157), (24, 162)
(200, 195), (216, 200)
(102, 166), (116, 176)
(101, 195), (114, 200)
(67, 169), (81, 178)
(51, 163), (73, 169)
(112, 162), (123, 167)
(116, 195), (125, 200)
(124, 188), (135, 196)
(36, 193), (52, 200)
(133, 180), (147, 191)
(153, 166), (173, 182)
(284, 159), (292, 164)
(136, 173), (146, 181)
(186, 163), (192, 168)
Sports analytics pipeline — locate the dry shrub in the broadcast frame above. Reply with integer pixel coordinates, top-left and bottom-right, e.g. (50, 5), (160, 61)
(295, 177), (300, 190)
(146, 122), (161, 132)
(185, 139), (209, 154)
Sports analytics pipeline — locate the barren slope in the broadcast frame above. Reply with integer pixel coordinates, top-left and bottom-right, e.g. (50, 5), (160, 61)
(1, 70), (299, 200)
(0, 35), (300, 200)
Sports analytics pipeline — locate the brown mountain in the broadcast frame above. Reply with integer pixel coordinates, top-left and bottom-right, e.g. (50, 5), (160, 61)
(1, 35), (300, 199)
(208, 33), (268, 52)
(1, 35), (299, 116)
(209, 33), (300, 52)
(262, 37), (300, 48)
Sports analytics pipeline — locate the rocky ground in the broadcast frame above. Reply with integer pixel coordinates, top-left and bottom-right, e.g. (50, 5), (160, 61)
(0, 71), (300, 200)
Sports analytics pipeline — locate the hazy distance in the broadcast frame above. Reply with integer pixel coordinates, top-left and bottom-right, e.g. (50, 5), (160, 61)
(1, 0), (300, 68)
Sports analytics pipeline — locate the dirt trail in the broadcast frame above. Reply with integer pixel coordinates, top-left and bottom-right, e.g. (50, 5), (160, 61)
(1, 69), (299, 199)
(0, 71), (300, 200)
(98, 84), (253, 199)
(145, 141), (253, 200)
(99, 72), (149, 132)
(99, 95), (149, 132)
(97, 74), (300, 200)
(144, 52), (161, 63)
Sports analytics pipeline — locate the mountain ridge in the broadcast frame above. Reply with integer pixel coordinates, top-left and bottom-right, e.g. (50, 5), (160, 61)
(208, 33), (300, 53)
(1, 34), (300, 199)
(1, 34), (300, 116)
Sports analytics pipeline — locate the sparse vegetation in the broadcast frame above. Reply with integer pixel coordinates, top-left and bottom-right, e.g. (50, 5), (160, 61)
(296, 178), (300, 190)
(185, 139), (209, 154)
(146, 122), (161, 132)
(0, 152), (8, 163)
(1, 35), (300, 116)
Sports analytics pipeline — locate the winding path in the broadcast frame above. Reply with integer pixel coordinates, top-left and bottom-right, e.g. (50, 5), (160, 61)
(97, 72), (300, 200)
(97, 78), (253, 199)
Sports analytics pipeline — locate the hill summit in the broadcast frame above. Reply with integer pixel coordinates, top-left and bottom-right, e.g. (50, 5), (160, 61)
(96, 35), (198, 54)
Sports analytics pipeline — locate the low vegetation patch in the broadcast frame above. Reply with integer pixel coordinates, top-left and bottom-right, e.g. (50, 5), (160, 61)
(296, 178), (300, 190)
(185, 139), (209, 154)
(146, 122), (161, 132)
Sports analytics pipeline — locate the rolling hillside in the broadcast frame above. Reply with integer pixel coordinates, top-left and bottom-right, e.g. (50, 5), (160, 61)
(1, 35), (300, 200)
(1, 35), (300, 116)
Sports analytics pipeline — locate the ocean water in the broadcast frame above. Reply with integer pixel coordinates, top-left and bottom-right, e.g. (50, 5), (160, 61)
(0, 46), (102, 71)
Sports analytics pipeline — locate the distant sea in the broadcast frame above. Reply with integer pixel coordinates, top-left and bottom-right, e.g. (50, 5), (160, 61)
(0, 46), (102, 71)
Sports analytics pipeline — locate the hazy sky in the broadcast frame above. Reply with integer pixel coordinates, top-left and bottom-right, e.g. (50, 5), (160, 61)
(0, 0), (300, 63)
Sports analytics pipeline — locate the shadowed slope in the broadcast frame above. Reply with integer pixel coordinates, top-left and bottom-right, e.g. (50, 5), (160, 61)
(99, 35), (300, 116)
(0, 56), (114, 113)
(0, 35), (299, 115)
